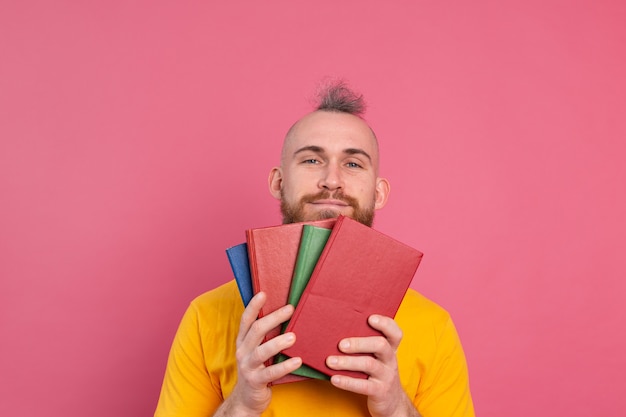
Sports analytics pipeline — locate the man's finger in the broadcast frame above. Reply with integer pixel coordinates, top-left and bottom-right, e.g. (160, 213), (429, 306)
(238, 302), (295, 352)
(368, 315), (403, 351)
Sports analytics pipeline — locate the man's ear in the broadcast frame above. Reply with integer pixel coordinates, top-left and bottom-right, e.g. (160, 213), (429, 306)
(268, 167), (283, 200)
(374, 177), (390, 210)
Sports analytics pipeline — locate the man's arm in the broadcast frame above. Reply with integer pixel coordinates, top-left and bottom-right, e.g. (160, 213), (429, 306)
(155, 300), (225, 417)
(212, 292), (302, 417)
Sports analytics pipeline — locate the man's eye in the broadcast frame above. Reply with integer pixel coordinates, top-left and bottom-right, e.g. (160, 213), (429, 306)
(302, 159), (319, 164)
(346, 162), (362, 168)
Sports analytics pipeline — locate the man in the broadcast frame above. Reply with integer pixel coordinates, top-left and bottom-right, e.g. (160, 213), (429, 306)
(155, 82), (474, 417)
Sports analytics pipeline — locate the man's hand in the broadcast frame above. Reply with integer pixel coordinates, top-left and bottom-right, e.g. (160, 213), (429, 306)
(214, 292), (302, 417)
(325, 314), (421, 417)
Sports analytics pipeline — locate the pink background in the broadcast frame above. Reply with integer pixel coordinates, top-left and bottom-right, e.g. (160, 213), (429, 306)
(1, 1), (625, 416)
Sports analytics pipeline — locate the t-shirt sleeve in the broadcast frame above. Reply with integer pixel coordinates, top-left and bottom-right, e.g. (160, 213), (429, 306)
(414, 317), (475, 417)
(154, 302), (223, 417)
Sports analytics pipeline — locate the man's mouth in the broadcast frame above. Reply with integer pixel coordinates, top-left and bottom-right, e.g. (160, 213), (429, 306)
(310, 199), (350, 207)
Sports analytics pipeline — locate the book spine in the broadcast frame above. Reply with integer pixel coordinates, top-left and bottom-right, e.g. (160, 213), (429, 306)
(245, 229), (264, 317)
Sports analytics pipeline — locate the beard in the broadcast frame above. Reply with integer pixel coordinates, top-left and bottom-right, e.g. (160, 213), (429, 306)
(280, 189), (375, 227)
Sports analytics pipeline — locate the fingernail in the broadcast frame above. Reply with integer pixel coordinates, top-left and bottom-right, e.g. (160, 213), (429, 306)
(370, 315), (380, 324)
(339, 340), (350, 349)
(327, 357), (338, 365)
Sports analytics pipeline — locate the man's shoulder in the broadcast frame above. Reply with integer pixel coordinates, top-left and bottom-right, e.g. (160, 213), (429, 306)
(398, 288), (453, 326)
(188, 280), (244, 315)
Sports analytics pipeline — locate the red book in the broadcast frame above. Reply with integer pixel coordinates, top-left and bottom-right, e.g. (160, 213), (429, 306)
(245, 218), (336, 381)
(282, 215), (423, 379)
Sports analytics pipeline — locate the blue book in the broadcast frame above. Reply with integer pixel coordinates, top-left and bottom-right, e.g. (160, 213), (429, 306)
(226, 243), (253, 306)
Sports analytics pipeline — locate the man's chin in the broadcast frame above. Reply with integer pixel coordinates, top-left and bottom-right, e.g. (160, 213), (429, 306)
(310, 208), (343, 221)
(282, 208), (347, 224)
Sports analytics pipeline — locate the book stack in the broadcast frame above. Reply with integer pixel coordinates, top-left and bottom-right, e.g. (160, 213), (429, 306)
(225, 215), (423, 384)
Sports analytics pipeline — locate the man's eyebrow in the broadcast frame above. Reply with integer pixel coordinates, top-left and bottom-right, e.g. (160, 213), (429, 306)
(293, 146), (372, 162)
(293, 145), (325, 156)
(344, 148), (372, 161)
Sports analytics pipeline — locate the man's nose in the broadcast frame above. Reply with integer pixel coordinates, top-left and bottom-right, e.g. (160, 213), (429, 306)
(319, 164), (343, 191)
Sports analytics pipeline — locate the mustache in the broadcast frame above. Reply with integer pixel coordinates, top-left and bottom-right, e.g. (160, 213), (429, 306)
(299, 190), (359, 206)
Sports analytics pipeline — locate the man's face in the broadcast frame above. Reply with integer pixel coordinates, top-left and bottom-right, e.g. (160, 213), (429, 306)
(269, 111), (389, 226)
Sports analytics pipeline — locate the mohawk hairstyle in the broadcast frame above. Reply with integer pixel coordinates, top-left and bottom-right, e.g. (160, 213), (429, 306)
(315, 79), (366, 117)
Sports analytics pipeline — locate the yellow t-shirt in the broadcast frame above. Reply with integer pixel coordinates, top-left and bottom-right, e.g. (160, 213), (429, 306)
(155, 281), (474, 417)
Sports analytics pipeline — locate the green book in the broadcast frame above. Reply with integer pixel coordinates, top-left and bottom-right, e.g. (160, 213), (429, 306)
(276, 225), (332, 380)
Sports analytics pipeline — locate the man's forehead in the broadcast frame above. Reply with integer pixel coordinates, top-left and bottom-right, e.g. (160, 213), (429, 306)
(282, 110), (379, 161)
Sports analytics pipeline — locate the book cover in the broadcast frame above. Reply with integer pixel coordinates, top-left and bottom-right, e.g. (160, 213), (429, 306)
(275, 225), (333, 381)
(245, 218), (336, 382)
(286, 225), (333, 307)
(282, 215), (423, 379)
(225, 243), (253, 307)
